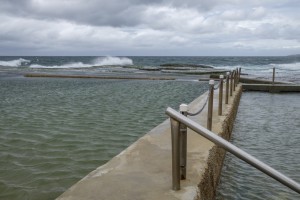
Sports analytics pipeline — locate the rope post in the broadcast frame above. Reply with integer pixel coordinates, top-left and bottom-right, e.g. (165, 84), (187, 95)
(272, 67), (275, 85)
(170, 117), (181, 190)
(207, 80), (214, 131)
(230, 71), (233, 96)
(233, 70), (236, 91)
(235, 68), (239, 87)
(235, 68), (239, 85)
(225, 72), (230, 104)
(218, 75), (224, 116)
(238, 67), (241, 83)
(179, 104), (188, 180)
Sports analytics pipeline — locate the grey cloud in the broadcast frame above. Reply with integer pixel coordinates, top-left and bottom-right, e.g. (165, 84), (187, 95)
(0, 0), (300, 56)
(254, 23), (300, 41)
(0, 0), (246, 27)
(0, 0), (152, 27)
(221, 7), (266, 21)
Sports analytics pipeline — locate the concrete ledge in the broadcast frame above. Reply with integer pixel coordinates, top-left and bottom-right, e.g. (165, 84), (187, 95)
(238, 77), (290, 84)
(56, 84), (243, 200)
(243, 84), (300, 92)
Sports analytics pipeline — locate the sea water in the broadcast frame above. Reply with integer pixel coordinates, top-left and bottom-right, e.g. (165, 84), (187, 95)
(0, 56), (299, 199)
(0, 56), (300, 83)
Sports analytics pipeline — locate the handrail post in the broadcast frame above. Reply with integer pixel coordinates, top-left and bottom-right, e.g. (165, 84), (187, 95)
(272, 67), (275, 85)
(218, 75), (224, 116)
(179, 104), (188, 180)
(225, 72), (229, 104)
(170, 117), (181, 190)
(230, 71), (233, 96)
(207, 80), (214, 130)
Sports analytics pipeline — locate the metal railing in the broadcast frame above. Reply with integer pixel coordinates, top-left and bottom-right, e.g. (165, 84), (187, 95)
(165, 107), (300, 193)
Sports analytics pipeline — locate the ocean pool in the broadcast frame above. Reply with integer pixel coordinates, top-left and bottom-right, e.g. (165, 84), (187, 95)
(216, 92), (300, 199)
(0, 77), (208, 200)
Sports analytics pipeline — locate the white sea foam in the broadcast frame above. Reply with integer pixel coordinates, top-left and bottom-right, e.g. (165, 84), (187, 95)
(93, 56), (133, 66)
(29, 56), (133, 69)
(214, 62), (300, 74)
(30, 62), (91, 69)
(0, 58), (30, 67)
(270, 62), (300, 71)
(214, 62), (300, 82)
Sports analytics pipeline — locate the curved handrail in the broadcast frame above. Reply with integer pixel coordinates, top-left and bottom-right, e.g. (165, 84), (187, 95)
(166, 107), (300, 193)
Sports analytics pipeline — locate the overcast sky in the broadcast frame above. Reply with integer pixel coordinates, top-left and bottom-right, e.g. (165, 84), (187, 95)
(1, 0), (300, 56)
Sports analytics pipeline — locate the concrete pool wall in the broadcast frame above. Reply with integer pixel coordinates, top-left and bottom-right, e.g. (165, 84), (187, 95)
(56, 83), (243, 200)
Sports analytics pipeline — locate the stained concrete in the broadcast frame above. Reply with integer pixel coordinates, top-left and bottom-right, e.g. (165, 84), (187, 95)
(238, 77), (293, 84)
(56, 83), (243, 200)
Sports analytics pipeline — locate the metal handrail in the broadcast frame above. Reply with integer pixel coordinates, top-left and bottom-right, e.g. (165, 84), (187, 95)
(166, 107), (300, 193)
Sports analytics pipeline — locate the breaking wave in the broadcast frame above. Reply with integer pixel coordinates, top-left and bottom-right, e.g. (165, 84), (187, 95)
(213, 62), (300, 82)
(30, 56), (133, 69)
(213, 62), (300, 73)
(0, 58), (30, 67)
(94, 56), (133, 66)
(30, 62), (91, 69)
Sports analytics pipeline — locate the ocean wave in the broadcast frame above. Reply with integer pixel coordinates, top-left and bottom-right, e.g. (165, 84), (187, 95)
(214, 62), (300, 73)
(30, 56), (133, 69)
(270, 62), (300, 71)
(30, 62), (91, 69)
(213, 65), (242, 71)
(0, 58), (30, 67)
(94, 56), (133, 66)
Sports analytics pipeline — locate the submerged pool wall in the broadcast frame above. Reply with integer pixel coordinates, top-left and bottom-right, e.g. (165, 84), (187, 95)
(57, 84), (243, 200)
(199, 85), (242, 199)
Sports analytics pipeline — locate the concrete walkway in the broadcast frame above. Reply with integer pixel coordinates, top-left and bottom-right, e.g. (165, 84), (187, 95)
(56, 84), (242, 200)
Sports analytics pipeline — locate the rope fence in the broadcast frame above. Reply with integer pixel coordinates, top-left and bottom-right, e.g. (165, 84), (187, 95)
(170, 68), (242, 191)
(186, 77), (226, 116)
(187, 93), (209, 116)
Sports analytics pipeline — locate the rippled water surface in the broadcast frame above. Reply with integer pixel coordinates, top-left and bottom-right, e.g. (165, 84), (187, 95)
(216, 92), (300, 200)
(0, 77), (207, 200)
